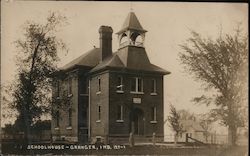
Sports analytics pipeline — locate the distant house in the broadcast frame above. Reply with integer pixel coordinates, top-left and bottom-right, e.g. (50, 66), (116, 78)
(178, 119), (205, 143)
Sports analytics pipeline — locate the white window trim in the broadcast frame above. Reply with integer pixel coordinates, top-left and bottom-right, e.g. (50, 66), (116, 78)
(116, 105), (124, 122)
(116, 120), (124, 123)
(150, 93), (157, 96)
(97, 77), (101, 93)
(116, 76), (124, 92)
(97, 105), (101, 122)
(150, 107), (157, 123)
(66, 126), (72, 130)
(131, 77), (144, 94)
(130, 91), (144, 94)
(68, 107), (72, 127)
(54, 127), (60, 130)
(116, 90), (124, 93)
(151, 79), (157, 95)
(150, 121), (157, 124)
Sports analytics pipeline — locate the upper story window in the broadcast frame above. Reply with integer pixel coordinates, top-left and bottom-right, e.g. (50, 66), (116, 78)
(131, 77), (143, 93)
(68, 78), (72, 96)
(151, 79), (157, 95)
(116, 105), (124, 122)
(97, 77), (101, 93)
(116, 76), (124, 93)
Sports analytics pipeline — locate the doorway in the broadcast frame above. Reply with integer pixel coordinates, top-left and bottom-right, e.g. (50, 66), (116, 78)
(130, 108), (144, 135)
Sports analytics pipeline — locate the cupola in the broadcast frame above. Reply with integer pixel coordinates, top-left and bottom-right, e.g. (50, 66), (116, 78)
(116, 12), (147, 49)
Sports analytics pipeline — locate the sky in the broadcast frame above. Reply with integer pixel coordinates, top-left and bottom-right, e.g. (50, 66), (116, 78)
(1, 1), (248, 133)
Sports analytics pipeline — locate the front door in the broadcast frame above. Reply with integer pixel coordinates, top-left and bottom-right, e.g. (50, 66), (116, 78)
(130, 108), (144, 135)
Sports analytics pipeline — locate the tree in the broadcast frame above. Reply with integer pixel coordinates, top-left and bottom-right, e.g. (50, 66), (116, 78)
(179, 26), (248, 146)
(8, 12), (67, 142)
(167, 104), (183, 145)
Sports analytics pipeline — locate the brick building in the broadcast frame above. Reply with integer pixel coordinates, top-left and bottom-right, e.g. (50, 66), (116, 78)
(51, 12), (170, 143)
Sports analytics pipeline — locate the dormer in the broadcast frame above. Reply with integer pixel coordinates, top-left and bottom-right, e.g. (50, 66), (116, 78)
(116, 12), (147, 49)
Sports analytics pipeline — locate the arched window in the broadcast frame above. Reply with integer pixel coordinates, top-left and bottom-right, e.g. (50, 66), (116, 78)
(130, 32), (143, 46)
(120, 33), (128, 47)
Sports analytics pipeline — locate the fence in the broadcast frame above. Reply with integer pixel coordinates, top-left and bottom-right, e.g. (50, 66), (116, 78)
(164, 134), (248, 146)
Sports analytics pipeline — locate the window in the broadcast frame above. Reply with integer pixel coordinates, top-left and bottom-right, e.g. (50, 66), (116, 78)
(68, 107), (72, 127)
(116, 105), (124, 122)
(151, 79), (157, 94)
(68, 78), (72, 95)
(131, 77), (143, 93)
(116, 76), (123, 92)
(56, 80), (60, 97)
(150, 107), (157, 123)
(97, 77), (101, 92)
(56, 110), (60, 127)
(97, 106), (101, 121)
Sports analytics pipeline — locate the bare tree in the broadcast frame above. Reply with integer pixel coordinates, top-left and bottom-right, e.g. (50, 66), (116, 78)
(179, 26), (248, 146)
(5, 12), (67, 142)
(168, 104), (183, 145)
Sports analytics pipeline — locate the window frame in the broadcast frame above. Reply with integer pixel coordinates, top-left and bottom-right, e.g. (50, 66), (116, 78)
(130, 77), (144, 94)
(97, 77), (101, 94)
(116, 76), (124, 93)
(150, 79), (157, 95)
(116, 105), (124, 122)
(150, 106), (157, 123)
(55, 110), (60, 128)
(68, 107), (72, 127)
(96, 105), (101, 122)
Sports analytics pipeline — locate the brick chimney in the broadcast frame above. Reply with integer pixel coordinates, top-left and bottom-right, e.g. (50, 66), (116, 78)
(99, 26), (113, 61)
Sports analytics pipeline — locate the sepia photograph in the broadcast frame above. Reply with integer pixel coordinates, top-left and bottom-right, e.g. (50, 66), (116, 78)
(0, 1), (248, 155)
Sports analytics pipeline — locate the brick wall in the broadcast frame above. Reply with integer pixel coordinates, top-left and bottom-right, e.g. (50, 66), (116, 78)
(51, 71), (79, 142)
(108, 71), (164, 137)
(89, 72), (110, 143)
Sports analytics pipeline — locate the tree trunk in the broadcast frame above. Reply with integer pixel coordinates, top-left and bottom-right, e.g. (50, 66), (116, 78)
(228, 125), (237, 146)
(174, 133), (178, 145)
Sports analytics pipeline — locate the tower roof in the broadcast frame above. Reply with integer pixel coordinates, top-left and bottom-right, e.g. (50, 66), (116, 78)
(117, 12), (147, 34)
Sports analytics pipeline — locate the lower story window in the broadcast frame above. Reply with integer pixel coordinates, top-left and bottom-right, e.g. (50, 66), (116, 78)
(68, 108), (72, 127)
(56, 110), (60, 127)
(116, 105), (124, 122)
(97, 106), (101, 121)
(151, 106), (157, 121)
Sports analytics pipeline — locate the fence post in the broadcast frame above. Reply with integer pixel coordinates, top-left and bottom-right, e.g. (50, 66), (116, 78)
(211, 134), (214, 144)
(152, 132), (156, 146)
(185, 133), (188, 143)
(214, 132), (217, 144)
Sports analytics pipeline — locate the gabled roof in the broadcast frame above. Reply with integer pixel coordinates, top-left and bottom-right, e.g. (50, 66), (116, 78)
(60, 48), (101, 71)
(117, 12), (147, 34)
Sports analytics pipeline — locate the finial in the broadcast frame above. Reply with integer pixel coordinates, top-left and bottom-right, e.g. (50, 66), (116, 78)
(130, 2), (133, 12)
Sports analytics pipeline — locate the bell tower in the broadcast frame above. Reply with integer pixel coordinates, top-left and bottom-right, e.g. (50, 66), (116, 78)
(116, 12), (147, 48)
